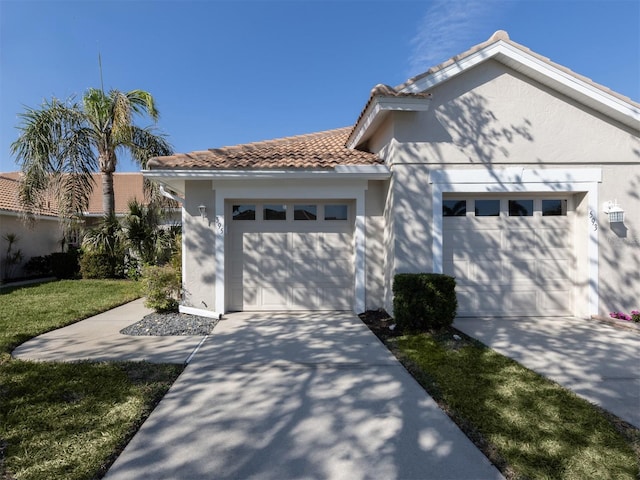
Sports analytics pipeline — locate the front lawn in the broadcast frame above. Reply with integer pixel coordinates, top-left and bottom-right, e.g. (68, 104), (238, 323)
(0, 280), (184, 480)
(388, 329), (639, 479)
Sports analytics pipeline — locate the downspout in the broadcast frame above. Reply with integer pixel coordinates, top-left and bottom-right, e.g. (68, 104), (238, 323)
(158, 184), (223, 321)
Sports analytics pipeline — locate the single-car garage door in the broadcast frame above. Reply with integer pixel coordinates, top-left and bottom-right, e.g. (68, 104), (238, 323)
(443, 196), (574, 316)
(228, 202), (354, 311)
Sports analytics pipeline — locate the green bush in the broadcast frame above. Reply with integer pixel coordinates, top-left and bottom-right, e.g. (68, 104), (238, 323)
(24, 255), (53, 276)
(49, 249), (80, 279)
(79, 251), (122, 279)
(392, 273), (457, 331)
(142, 264), (180, 312)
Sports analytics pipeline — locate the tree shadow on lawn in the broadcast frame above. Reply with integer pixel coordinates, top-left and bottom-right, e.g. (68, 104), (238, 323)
(360, 312), (639, 480)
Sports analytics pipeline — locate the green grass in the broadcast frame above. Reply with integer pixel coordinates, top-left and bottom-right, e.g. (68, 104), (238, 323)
(0, 280), (184, 480)
(391, 331), (639, 479)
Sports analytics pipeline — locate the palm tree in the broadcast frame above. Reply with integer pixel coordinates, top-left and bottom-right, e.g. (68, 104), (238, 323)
(11, 88), (172, 220)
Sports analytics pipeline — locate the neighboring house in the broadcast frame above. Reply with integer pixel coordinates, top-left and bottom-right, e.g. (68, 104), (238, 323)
(0, 172), (176, 280)
(0, 172), (65, 280)
(146, 31), (639, 318)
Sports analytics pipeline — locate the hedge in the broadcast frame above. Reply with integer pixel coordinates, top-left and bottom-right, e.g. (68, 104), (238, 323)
(392, 273), (457, 331)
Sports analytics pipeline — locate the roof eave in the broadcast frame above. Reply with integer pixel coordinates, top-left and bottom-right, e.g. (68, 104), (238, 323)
(398, 39), (640, 131)
(143, 164), (391, 182)
(346, 96), (432, 150)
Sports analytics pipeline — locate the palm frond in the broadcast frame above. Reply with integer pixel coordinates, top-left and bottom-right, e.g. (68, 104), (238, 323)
(126, 125), (173, 169)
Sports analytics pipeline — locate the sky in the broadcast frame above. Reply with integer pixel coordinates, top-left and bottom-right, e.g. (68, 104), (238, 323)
(1, 0), (639, 173)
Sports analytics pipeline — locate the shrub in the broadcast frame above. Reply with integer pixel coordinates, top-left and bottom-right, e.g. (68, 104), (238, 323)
(24, 255), (53, 276)
(79, 251), (122, 279)
(142, 264), (180, 312)
(49, 249), (80, 279)
(393, 273), (457, 332)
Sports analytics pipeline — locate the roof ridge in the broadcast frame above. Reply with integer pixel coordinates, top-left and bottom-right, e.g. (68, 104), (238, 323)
(209, 127), (353, 153)
(396, 30), (639, 108)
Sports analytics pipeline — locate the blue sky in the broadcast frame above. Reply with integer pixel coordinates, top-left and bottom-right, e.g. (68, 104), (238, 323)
(1, 0), (639, 173)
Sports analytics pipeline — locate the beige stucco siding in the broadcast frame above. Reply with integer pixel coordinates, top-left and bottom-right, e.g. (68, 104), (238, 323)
(181, 180), (217, 310)
(0, 214), (65, 279)
(370, 59), (639, 316)
(364, 180), (385, 310)
(597, 165), (640, 314)
(390, 60), (636, 167)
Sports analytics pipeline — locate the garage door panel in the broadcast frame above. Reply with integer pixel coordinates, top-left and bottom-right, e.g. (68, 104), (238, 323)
(538, 259), (571, 280)
(261, 233), (289, 254)
(444, 197), (573, 316)
(472, 261), (503, 283)
(291, 232), (318, 251)
(261, 286), (290, 307)
(506, 230), (537, 250)
(229, 202), (354, 311)
(319, 288), (352, 309)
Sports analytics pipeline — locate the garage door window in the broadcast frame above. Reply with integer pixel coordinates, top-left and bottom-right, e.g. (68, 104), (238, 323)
(508, 200), (533, 216)
(474, 200), (500, 216)
(233, 205), (256, 220)
(325, 204), (348, 220)
(294, 205), (317, 220)
(264, 204), (286, 220)
(443, 200), (466, 217)
(542, 199), (567, 216)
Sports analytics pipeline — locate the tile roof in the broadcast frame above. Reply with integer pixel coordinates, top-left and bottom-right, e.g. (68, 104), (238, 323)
(148, 127), (381, 170)
(0, 173), (59, 216)
(396, 30), (640, 109)
(85, 173), (146, 215)
(0, 172), (147, 216)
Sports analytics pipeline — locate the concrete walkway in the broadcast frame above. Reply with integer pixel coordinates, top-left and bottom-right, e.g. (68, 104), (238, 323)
(13, 302), (503, 479)
(12, 299), (206, 364)
(455, 316), (640, 428)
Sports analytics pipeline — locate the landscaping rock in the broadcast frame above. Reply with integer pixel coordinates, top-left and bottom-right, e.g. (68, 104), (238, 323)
(120, 312), (218, 336)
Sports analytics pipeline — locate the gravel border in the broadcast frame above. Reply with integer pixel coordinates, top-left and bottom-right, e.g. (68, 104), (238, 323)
(120, 312), (219, 336)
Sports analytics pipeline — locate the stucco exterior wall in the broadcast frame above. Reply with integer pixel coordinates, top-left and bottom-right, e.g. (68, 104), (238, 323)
(597, 165), (639, 314)
(0, 214), (64, 280)
(364, 180), (385, 310)
(369, 59), (639, 316)
(182, 180), (217, 311)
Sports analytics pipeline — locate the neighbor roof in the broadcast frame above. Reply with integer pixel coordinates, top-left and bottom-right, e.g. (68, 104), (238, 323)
(0, 172), (147, 216)
(148, 127), (381, 170)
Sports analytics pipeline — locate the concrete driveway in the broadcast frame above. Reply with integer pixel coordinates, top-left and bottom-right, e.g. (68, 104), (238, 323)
(106, 311), (503, 480)
(454, 317), (640, 428)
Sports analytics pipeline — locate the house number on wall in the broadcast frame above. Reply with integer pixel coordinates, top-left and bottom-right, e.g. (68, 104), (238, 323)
(588, 210), (598, 231)
(215, 216), (224, 235)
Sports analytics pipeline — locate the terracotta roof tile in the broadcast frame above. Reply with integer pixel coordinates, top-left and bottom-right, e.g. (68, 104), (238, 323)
(0, 173), (59, 216)
(148, 127), (381, 170)
(397, 30), (640, 108)
(85, 173), (146, 215)
(0, 172), (147, 216)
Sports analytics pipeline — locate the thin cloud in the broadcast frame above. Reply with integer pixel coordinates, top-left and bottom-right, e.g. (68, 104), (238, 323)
(408, 0), (502, 77)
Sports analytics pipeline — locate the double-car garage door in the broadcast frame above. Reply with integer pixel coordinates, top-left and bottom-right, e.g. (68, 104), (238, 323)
(228, 202), (354, 311)
(443, 196), (574, 316)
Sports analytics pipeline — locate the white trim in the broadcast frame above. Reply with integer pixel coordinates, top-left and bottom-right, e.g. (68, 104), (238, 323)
(213, 179), (368, 314)
(159, 185), (185, 203)
(398, 41), (639, 130)
(179, 305), (222, 319)
(214, 188), (226, 314)
(354, 190), (366, 313)
(0, 210), (60, 221)
(144, 167), (390, 181)
(347, 96), (432, 149)
(430, 167), (601, 316)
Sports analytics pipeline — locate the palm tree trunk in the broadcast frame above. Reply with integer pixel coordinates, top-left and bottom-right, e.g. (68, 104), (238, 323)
(102, 171), (115, 216)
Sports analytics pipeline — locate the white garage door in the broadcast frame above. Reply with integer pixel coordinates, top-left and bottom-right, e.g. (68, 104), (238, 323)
(443, 197), (574, 316)
(228, 202), (354, 311)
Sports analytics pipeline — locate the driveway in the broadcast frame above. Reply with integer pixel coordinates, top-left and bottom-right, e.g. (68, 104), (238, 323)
(454, 317), (640, 428)
(105, 311), (503, 479)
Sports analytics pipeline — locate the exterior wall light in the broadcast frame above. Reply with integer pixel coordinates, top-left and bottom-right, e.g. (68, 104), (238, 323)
(603, 200), (624, 223)
(198, 204), (207, 219)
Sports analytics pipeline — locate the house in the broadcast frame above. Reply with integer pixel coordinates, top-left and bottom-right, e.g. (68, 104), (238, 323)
(0, 172), (175, 280)
(146, 31), (639, 319)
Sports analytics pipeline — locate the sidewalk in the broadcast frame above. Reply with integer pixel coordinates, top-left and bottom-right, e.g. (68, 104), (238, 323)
(12, 299), (206, 364)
